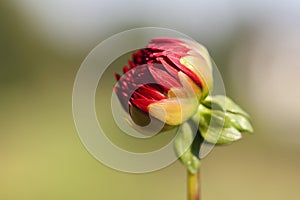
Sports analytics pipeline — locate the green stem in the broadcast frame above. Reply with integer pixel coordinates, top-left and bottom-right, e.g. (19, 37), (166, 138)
(187, 169), (200, 200)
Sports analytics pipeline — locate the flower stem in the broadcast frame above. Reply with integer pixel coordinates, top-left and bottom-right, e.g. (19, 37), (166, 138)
(187, 169), (200, 200)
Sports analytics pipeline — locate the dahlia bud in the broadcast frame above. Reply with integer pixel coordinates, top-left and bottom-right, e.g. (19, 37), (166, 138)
(114, 38), (213, 126)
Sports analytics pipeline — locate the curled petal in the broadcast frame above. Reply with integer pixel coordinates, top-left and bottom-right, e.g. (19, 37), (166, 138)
(180, 55), (213, 97)
(135, 85), (166, 101)
(131, 98), (157, 113)
(156, 57), (179, 79)
(164, 52), (203, 88)
(148, 64), (181, 90)
(148, 97), (198, 126)
(178, 72), (202, 100)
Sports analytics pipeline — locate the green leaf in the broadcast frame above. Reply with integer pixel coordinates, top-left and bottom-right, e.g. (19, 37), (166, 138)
(174, 121), (200, 174)
(202, 95), (250, 119)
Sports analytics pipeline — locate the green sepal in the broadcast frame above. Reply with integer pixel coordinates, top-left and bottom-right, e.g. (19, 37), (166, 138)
(201, 125), (242, 145)
(174, 121), (201, 174)
(198, 104), (248, 144)
(202, 95), (250, 119)
(199, 106), (231, 128)
(226, 112), (253, 133)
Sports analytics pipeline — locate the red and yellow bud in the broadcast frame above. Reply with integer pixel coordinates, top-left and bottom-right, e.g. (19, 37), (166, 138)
(114, 38), (213, 126)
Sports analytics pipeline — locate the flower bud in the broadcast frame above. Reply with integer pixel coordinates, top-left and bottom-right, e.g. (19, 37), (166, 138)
(114, 38), (213, 126)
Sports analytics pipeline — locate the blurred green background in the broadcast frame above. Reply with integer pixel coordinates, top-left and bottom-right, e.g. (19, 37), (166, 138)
(1, 1), (300, 200)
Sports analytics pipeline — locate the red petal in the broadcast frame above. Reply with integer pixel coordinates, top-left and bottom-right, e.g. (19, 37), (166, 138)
(131, 98), (156, 113)
(165, 53), (202, 88)
(123, 66), (130, 73)
(147, 38), (190, 55)
(136, 85), (166, 100)
(156, 57), (179, 79)
(114, 73), (121, 81)
(148, 64), (181, 91)
(128, 60), (135, 68)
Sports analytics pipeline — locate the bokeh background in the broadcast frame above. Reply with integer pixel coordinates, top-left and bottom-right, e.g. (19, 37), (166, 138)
(1, 0), (300, 199)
